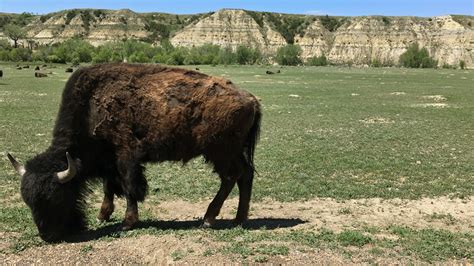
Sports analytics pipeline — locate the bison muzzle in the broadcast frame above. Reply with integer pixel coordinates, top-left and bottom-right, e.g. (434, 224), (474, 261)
(7, 63), (261, 242)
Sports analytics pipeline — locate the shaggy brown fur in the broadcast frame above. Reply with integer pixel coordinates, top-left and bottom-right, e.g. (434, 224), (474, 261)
(86, 64), (258, 165)
(14, 63), (261, 241)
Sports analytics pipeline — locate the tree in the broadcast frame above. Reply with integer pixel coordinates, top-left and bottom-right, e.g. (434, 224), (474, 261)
(275, 44), (302, 66)
(53, 39), (95, 63)
(3, 24), (26, 48)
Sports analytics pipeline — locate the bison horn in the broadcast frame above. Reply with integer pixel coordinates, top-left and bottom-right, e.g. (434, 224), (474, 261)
(7, 153), (26, 176)
(55, 152), (77, 183)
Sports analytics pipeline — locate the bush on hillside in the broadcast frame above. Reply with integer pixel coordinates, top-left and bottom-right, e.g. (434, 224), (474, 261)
(185, 44), (221, 65)
(399, 43), (437, 68)
(53, 38), (95, 63)
(276, 44), (302, 66)
(306, 55), (328, 66)
(236, 45), (262, 65)
(8, 48), (32, 61)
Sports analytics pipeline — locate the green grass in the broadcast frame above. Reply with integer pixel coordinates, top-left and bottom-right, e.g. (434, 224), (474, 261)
(389, 225), (473, 261)
(1, 63), (473, 201)
(0, 62), (473, 261)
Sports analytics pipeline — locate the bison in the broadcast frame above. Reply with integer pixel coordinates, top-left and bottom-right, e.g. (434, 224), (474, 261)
(35, 72), (48, 78)
(7, 63), (261, 242)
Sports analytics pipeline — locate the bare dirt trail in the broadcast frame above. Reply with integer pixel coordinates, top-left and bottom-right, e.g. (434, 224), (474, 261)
(2, 196), (473, 264)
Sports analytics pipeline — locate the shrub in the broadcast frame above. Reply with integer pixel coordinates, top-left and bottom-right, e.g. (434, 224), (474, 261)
(275, 44), (302, 66)
(236, 45), (261, 65)
(92, 42), (123, 63)
(128, 51), (150, 63)
(165, 47), (188, 65)
(185, 44), (221, 65)
(320, 15), (343, 32)
(459, 60), (466, 69)
(218, 47), (237, 65)
(65, 10), (77, 25)
(420, 56), (437, 68)
(0, 39), (11, 51)
(46, 54), (65, 63)
(53, 38), (94, 63)
(371, 59), (382, 67)
(265, 13), (306, 44)
(307, 55), (328, 66)
(9, 48), (32, 61)
(0, 50), (10, 61)
(442, 63), (454, 69)
(399, 43), (437, 68)
(32, 46), (53, 62)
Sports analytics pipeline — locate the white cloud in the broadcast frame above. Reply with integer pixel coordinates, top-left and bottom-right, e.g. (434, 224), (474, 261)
(305, 10), (326, 15)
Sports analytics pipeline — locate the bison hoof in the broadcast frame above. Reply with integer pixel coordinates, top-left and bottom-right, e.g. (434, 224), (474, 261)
(201, 218), (215, 228)
(97, 203), (114, 222)
(121, 213), (138, 231)
(232, 217), (247, 227)
(97, 213), (112, 223)
(121, 223), (134, 231)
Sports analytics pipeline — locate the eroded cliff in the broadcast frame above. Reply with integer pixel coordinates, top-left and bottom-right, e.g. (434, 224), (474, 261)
(0, 9), (472, 67)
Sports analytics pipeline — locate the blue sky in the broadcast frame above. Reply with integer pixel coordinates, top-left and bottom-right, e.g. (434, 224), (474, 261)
(0, 0), (472, 16)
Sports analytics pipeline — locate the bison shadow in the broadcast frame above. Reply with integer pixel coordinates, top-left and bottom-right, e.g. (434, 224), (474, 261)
(67, 218), (306, 243)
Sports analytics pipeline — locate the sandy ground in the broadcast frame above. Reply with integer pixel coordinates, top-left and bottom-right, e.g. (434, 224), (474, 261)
(2, 196), (473, 264)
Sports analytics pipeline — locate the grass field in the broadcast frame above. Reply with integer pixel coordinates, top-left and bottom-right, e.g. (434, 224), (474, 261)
(0, 62), (473, 263)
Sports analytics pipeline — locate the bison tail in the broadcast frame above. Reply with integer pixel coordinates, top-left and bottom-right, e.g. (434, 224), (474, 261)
(244, 105), (261, 173)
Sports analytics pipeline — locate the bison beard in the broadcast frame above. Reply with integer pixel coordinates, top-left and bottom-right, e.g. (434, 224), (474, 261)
(8, 63), (261, 242)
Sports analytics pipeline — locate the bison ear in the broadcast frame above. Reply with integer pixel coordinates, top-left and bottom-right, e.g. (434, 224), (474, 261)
(7, 153), (26, 176)
(55, 152), (80, 184)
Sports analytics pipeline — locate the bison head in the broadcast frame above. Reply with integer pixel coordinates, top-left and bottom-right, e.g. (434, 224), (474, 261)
(7, 152), (86, 242)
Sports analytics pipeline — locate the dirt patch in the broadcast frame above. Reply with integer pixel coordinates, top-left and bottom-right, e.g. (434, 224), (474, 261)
(142, 197), (473, 233)
(1, 234), (350, 265)
(412, 103), (449, 108)
(390, 91), (406, 95)
(359, 117), (394, 124)
(3, 196), (473, 264)
(422, 95), (447, 102)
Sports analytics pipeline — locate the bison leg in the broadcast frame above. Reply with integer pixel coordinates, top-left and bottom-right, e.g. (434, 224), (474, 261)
(117, 160), (148, 230)
(97, 178), (115, 222)
(202, 176), (236, 228)
(122, 196), (139, 230)
(235, 160), (254, 225)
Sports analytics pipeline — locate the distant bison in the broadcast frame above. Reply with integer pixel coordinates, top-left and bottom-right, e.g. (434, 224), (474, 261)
(35, 66), (40, 71)
(8, 63), (261, 242)
(65, 68), (73, 73)
(266, 70), (274, 75)
(35, 72), (48, 78)
(0, 70), (3, 77)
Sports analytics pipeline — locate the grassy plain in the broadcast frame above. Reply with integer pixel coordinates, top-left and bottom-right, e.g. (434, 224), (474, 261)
(0, 63), (473, 263)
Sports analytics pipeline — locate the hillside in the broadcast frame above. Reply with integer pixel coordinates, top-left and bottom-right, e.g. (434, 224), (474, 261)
(0, 9), (473, 67)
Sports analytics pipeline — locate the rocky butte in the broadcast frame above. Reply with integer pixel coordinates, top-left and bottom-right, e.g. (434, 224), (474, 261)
(0, 8), (472, 67)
